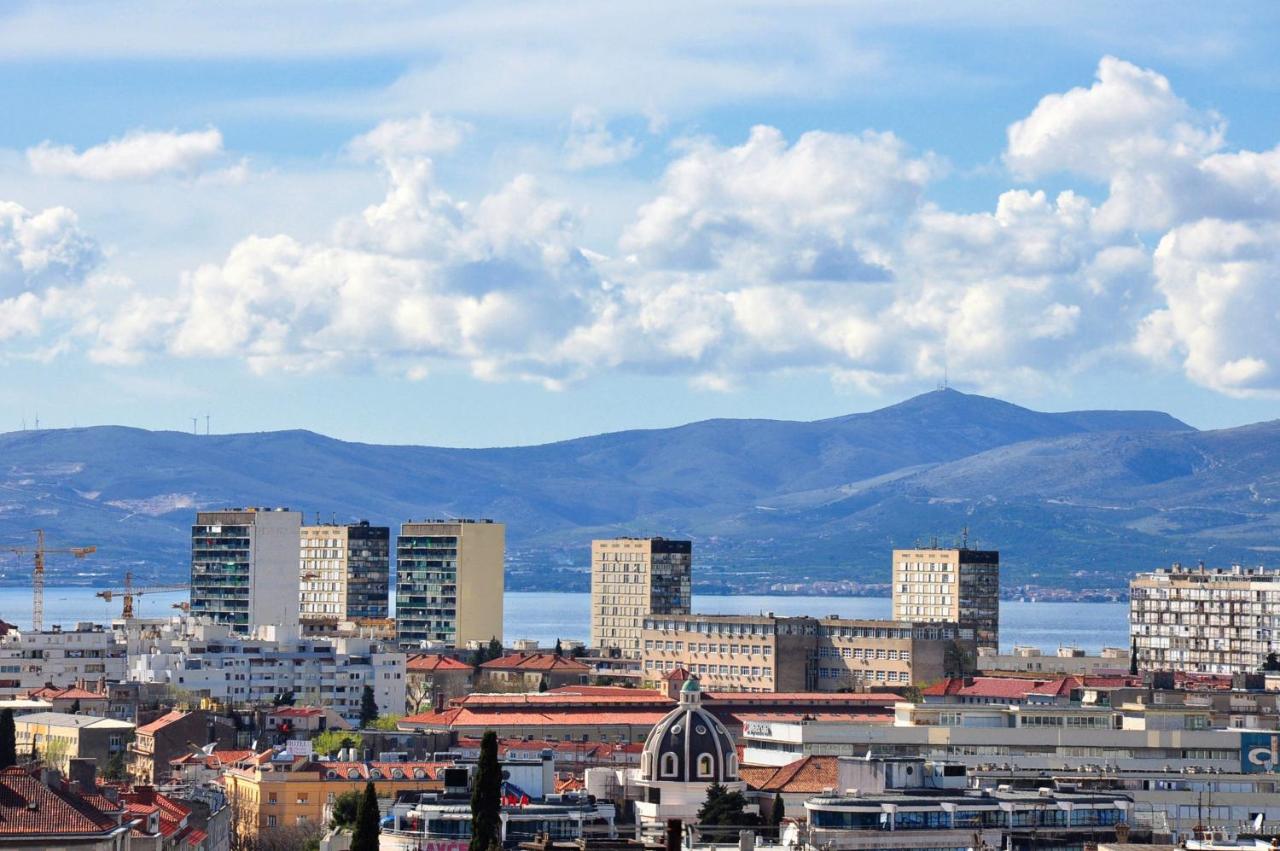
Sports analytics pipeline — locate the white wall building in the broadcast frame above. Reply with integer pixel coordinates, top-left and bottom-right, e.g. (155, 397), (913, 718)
(0, 622), (126, 698)
(127, 620), (405, 722)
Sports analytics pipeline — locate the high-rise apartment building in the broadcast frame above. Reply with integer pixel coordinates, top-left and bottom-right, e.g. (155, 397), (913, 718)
(639, 613), (974, 691)
(395, 519), (505, 647)
(591, 537), (692, 657)
(892, 546), (1000, 649)
(1131, 563), (1280, 674)
(190, 508), (302, 633)
(299, 520), (391, 625)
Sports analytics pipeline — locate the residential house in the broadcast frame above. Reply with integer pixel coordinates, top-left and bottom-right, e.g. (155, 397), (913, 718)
(130, 711), (237, 785)
(265, 706), (351, 740)
(405, 654), (473, 712)
(0, 764), (135, 849)
(478, 653), (589, 692)
(28, 682), (110, 715)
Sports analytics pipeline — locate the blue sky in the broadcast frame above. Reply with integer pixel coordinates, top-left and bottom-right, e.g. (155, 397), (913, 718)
(2, 2), (1280, 445)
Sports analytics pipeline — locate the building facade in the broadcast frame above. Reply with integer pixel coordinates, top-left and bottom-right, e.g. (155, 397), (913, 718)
(640, 613), (975, 691)
(190, 508), (302, 633)
(892, 546), (1000, 649)
(14, 713), (134, 772)
(590, 537), (691, 658)
(1131, 563), (1280, 674)
(0, 623), (127, 699)
(299, 520), (391, 625)
(395, 520), (505, 647)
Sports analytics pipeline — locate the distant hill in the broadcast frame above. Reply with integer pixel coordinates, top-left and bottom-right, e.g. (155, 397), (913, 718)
(6, 387), (1273, 595)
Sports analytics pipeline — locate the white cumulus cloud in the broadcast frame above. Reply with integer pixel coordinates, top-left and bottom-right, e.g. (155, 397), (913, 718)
(562, 107), (640, 170)
(27, 128), (226, 181)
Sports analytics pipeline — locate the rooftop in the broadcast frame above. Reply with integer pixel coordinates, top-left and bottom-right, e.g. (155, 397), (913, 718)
(0, 767), (124, 838)
(14, 712), (134, 730)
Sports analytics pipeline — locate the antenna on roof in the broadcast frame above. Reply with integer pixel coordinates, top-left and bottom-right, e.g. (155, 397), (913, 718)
(961, 526), (969, 549)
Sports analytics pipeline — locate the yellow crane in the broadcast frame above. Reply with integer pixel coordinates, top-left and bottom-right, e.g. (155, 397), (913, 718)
(8, 530), (96, 632)
(96, 571), (189, 619)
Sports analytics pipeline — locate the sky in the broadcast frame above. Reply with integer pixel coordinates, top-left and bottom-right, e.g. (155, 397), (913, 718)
(3, 2), (1280, 446)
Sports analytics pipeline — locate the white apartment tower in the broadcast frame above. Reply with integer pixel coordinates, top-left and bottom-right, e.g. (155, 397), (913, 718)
(190, 508), (302, 633)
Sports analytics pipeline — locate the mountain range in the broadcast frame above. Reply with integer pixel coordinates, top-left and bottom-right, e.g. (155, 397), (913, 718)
(2, 388), (1278, 595)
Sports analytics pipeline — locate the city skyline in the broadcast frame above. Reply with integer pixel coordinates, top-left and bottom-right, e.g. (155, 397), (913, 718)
(1, 4), (1280, 446)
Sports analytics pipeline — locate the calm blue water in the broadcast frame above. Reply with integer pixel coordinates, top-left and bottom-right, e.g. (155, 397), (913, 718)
(0, 588), (1130, 654)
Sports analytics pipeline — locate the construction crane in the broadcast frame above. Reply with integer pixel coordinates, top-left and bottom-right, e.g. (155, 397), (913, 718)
(96, 571), (189, 619)
(7, 530), (96, 632)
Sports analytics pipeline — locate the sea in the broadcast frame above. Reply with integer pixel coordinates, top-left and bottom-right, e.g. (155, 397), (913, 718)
(0, 587), (1130, 654)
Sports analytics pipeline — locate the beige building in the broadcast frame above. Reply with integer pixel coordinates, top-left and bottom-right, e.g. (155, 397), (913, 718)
(395, 519), (505, 647)
(640, 613), (975, 691)
(977, 644), (1131, 676)
(1131, 562), (1280, 674)
(299, 520), (390, 625)
(591, 537), (691, 657)
(892, 546), (1000, 649)
(14, 712), (134, 772)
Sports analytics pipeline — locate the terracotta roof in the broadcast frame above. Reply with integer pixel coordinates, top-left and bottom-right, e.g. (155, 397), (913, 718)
(271, 707), (327, 718)
(741, 755), (839, 794)
(546, 685), (659, 697)
(705, 691), (901, 704)
(1027, 676), (1084, 697)
(136, 710), (190, 735)
(299, 761), (453, 780)
(401, 708), (669, 729)
(665, 667), (693, 682)
(0, 767), (125, 838)
(921, 677), (1046, 700)
(26, 686), (107, 702)
(458, 692), (670, 707)
(171, 749), (258, 768)
(407, 654), (474, 673)
(480, 653), (590, 672)
(732, 712), (894, 725)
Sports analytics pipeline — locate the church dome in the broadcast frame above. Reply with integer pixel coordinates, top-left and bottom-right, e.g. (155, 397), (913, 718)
(640, 677), (738, 783)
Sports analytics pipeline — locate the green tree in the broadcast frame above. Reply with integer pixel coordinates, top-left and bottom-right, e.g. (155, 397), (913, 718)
(69, 699), (81, 714)
(553, 638), (563, 658)
(367, 715), (402, 732)
(486, 637), (503, 662)
(350, 782), (381, 851)
(538, 677), (549, 693)
(768, 793), (785, 839)
(330, 789), (362, 828)
(697, 782), (759, 841)
(272, 691), (296, 707)
(0, 709), (16, 769)
(1263, 652), (1280, 673)
(313, 730), (358, 758)
(570, 645), (587, 659)
(1130, 638), (1140, 676)
(470, 731), (502, 851)
(359, 685), (379, 728)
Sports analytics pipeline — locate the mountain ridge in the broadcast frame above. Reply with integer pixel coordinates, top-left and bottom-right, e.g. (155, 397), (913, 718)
(4, 388), (1271, 597)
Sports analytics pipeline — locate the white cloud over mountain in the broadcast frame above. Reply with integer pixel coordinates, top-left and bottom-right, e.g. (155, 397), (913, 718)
(6, 58), (1280, 397)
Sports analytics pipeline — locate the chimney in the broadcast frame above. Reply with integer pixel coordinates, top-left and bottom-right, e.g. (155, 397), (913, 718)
(68, 758), (97, 792)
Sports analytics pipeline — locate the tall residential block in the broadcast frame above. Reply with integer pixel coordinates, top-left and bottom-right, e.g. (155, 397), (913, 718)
(299, 520), (391, 624)
(591, 537), (692, 657)
(395, 519), (505, 647)
(190, 507), (302, 633)
(1131, 563), (1280, 674)
(892, 545), (1000, 649)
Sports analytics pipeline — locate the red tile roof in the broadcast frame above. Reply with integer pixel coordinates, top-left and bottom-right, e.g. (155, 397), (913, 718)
(480, 653), (590, 673)
(407, 654), (474, 673)
(921, 677), (1046, 700)
(732, 712), (894, 725)
(271, 707), (327, 718)
(297, 761), (453, 781)
(0, 767), (125, 838)
(458, 692), (670, 707)
(26, 685), (108, 701)
(401, 707), (669, 729)
(740, 755), (839, 794)
(136, 710), (190, 736)
(171, 749), (258, 768)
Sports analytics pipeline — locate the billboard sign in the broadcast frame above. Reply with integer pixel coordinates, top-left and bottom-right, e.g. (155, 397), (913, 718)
(1241, 732), (1280, 773)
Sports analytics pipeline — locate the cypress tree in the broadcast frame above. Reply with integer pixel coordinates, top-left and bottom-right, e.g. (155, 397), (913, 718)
(0, 709), (16, 769)
(350, 782), (380, 851)
(553, 638), (563, 658)
(1129, 637), (1139, 676)
(769, 793), (785, 838)
(359, 685), (379, 728)
(470, 731), (502, 851)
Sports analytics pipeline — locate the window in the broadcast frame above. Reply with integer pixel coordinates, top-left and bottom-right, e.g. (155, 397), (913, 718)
(267, 816), (277, 827)
(660, 752), (678, 778)
(697, 754), (714, 778)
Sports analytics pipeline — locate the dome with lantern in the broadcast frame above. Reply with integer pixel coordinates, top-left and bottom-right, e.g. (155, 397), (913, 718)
(640, 676), (739, 784)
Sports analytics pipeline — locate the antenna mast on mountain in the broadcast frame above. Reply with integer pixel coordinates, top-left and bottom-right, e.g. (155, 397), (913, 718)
(205, 414), (211, 435)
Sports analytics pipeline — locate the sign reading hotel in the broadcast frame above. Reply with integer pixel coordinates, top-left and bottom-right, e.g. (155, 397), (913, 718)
(1241, 732), (1280, 773)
